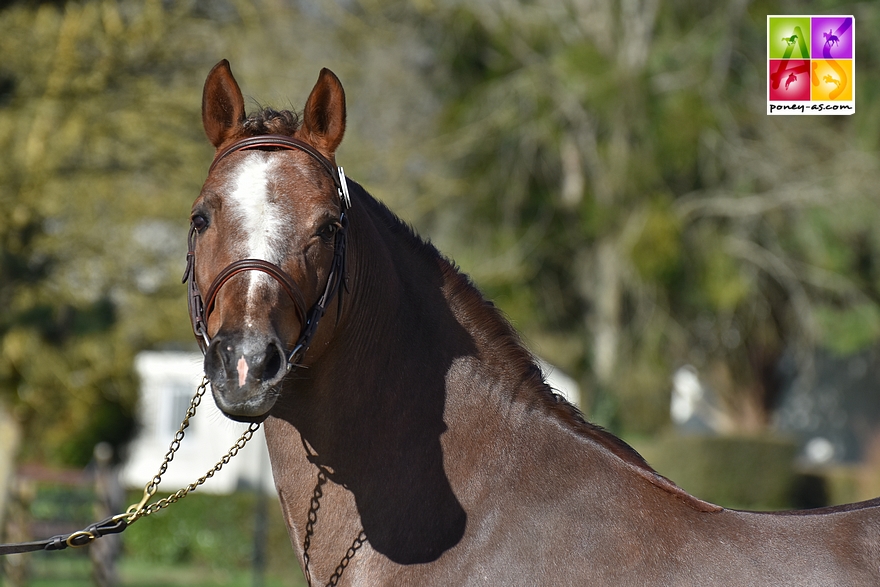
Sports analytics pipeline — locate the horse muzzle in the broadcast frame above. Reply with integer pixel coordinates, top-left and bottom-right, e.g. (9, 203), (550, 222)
(204, 330), (288, 421)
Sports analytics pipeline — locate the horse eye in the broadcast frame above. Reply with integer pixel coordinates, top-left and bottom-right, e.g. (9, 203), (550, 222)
(318, 222), (339, 242)
(192, 214), (209, 233)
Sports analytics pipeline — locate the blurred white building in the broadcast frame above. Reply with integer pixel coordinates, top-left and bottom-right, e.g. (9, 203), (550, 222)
(121, 351), (273, 494)
(670, 365), (729, 433)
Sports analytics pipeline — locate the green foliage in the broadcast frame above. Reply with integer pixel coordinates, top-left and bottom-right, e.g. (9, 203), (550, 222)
(29, 557), (303, 587)
(815, 303), (880, 356)
(701, 247), (751, 312)
(22, 486), (304, 586)
(630, 201), (683, 285)
(0, 0), (358, 466)
(652, 91), (713, 189)
(0, 0), (217, 465)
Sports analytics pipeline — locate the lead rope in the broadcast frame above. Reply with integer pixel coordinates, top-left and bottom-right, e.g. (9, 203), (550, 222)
(123, 376), (261, 523)
(0, 377), (260, 555)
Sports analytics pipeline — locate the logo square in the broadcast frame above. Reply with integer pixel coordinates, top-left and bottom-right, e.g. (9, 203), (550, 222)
(767, 15), (854, 115)
(769, 17), (811, 59)
(769, 60), (810, 101)
(811, 17), (853, 60)
(812, 59), (853, 101)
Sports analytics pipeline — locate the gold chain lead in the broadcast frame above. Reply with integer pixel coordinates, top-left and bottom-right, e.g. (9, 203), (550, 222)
(121, 377), (262, 524)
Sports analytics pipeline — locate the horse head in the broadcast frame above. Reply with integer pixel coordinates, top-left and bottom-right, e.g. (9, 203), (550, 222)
(188, 60), (348, 422)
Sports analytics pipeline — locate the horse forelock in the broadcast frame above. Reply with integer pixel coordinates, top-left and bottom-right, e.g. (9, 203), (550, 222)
(242, 107), (301, 137)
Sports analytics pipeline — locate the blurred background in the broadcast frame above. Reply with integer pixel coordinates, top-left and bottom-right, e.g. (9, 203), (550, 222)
(1, 0), (880, 585)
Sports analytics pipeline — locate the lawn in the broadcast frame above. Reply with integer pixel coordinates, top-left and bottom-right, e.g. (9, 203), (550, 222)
(6, 489), (308, 586)
(21, 554), (306, 587)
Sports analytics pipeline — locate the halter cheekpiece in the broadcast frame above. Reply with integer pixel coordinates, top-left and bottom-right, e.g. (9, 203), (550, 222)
(182, 134), (351, 369)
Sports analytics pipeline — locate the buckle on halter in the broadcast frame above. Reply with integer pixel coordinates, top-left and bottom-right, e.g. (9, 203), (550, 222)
(337, 167), (352, 210)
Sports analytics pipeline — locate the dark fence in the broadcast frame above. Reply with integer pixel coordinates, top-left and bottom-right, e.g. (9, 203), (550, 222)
(1, 443), (121, 586)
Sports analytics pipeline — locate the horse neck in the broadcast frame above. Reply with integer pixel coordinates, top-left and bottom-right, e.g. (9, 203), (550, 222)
(318, 192), (712, 503)
(294, 190), (622, 493)
(288, 184), (612, 462)
(264, 186), (718, 574)
(265, 189), (486, 566)
(334, 192), (541, 414)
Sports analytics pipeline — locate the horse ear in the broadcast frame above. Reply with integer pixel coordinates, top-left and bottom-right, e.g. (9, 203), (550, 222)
(298, 68), (346, 160)
(202, 59), (245, 148)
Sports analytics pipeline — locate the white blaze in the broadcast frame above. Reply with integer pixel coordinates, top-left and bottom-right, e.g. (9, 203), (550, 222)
(227, 154), (285, 309)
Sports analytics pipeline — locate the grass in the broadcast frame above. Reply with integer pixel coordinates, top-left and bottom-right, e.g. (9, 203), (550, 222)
(18, 554), (307, 587)
(5, 489), (308, 586)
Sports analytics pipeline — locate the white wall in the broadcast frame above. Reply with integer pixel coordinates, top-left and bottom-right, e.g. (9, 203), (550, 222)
(122, 351), (273, 495)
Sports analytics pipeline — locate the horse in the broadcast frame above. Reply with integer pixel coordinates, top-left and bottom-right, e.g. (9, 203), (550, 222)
(824, 74), (841, 89)
(824, 30), (840, 48)
(187, 60), (880, 586)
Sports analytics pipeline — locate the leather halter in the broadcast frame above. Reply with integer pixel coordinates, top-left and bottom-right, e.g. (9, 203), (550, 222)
(182, 134), (351, 367)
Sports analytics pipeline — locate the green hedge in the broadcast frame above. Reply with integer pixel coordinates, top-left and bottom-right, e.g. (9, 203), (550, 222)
(631, 433), (799, 510)
(121, 490), (303, 580)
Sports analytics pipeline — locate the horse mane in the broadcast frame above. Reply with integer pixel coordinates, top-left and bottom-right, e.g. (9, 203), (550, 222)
(353, 184), (721, 513)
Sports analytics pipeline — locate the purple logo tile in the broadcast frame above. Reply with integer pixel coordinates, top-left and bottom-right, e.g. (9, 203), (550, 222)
(811, 17), (853, 60)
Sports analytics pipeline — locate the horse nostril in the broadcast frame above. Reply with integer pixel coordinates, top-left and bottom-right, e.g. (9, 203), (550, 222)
(262, 341), (285, 383)
(206, 340), (231, 379)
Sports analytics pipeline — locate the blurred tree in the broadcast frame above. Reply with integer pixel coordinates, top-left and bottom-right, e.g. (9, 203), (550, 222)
(0, 0), (217, 464)
(0, 0), (441, 465)
(390, 0), (880, 436)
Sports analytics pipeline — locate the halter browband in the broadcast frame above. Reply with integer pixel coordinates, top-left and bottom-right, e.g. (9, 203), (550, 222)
(209, 135), (352, 208)
(182, 134), (351, 368)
